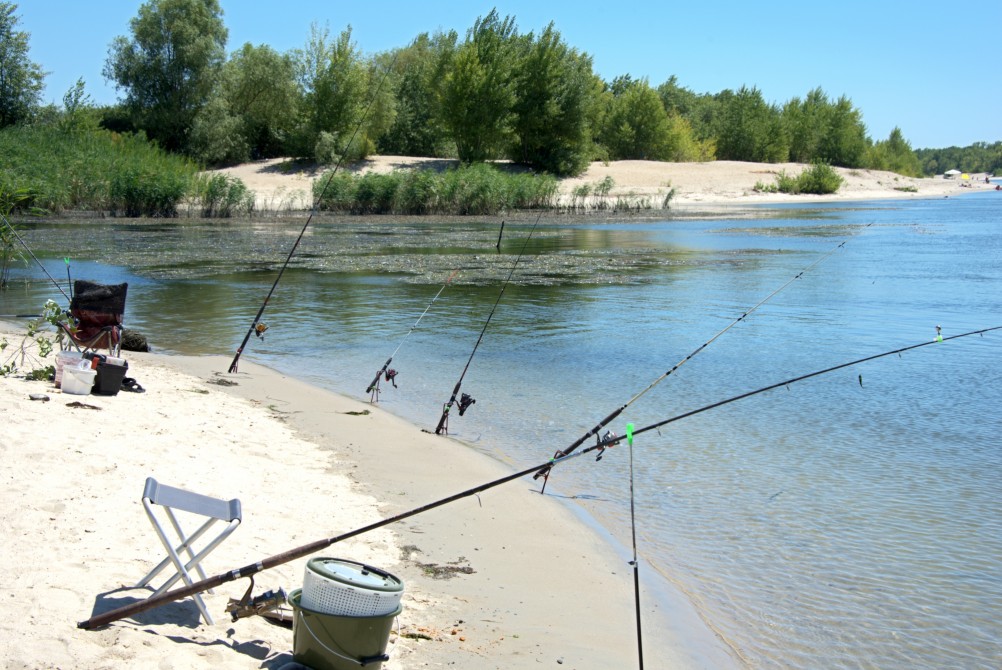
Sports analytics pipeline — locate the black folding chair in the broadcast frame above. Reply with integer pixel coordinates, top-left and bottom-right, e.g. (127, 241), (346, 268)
(60, 280), (128, 357)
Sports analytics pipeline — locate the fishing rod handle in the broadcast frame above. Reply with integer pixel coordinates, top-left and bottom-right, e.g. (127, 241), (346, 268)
(77, 537), (334, 630)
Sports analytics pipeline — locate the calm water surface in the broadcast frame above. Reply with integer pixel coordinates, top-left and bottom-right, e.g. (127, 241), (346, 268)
(4, 194), (1001, 668)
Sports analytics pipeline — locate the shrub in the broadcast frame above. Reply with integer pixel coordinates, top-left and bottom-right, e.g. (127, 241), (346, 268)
(313, 172), (359, 212)
(109, 167), (189, 217)
(775, 170), (799, 193)
(772, 163), (843, 195)
(190, 173), (254, 217)
(796, 161), (844, 194)
(353, 173), (398, 214)
(394, 169), (440, 214)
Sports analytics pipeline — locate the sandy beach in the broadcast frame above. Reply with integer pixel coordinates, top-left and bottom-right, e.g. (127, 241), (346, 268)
(212, 155), (998, 212)
(0, 321), (732, 669)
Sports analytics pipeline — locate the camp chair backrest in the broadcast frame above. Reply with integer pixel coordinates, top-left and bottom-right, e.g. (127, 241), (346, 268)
(68, 281), (127, 352)
(71, 280), (128, 322)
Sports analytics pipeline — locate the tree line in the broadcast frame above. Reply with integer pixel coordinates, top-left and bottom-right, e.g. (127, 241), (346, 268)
(914, 142), (1002, 177)
(2, 0), (998, 178)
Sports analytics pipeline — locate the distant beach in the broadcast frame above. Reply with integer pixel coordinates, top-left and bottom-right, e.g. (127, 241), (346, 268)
(212, 155), (997, 212)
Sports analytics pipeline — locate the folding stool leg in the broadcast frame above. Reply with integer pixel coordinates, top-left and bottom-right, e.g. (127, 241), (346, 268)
(135, 514), (218, 589)
(164, 508), (213, 584)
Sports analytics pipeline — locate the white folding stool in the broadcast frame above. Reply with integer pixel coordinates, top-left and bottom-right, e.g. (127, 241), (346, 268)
(135, 477), (242, 624)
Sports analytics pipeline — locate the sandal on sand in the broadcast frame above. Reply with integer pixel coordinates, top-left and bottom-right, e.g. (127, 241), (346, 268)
(121, 377), (146, 393)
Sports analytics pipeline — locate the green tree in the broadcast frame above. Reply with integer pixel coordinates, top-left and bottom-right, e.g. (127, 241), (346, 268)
(510, 23), (594, 175)
(103, 0), (228, 153)
(379, 31), (457, 157)
(597, 77), (708, 162)
(439, 9), (519, 162)
(0, 2), (45, 127)
(188, 93), (248, 165)
(819, 95), (868, 168)
(656, 76), (721, 145)
(914, 140), (1002, 176)
(866, 127), (922, 176)
(219, 43), (299, 159)
(58, 78), (99, 132)
(656, 76), (699, 118)
(292, 23), (379, 162)
(783, 87), (830, 163)
(714, 85), (788, 162)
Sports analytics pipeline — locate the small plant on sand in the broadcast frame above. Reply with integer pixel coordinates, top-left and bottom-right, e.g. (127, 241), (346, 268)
(595, 176), (615, 198)
(662, 186), (676, 209)
(0, 300), (71, 379)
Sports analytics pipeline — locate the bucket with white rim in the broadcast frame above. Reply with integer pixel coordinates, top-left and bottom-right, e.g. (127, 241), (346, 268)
(62, 360), (96, 395)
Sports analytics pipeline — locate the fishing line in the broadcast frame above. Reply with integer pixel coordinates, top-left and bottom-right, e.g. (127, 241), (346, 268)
(76, 325), (998, 631)
(226, 51), (398, 374)
(1, 212), (71, 302)
(434, 214), (540, 435)
(366, 268), (460, 401)
(535, 224), (872, 491)
(599, 325), (1002, 449)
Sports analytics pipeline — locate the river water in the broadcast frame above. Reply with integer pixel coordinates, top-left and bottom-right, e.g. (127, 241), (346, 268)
(3, 193), (1001, 668)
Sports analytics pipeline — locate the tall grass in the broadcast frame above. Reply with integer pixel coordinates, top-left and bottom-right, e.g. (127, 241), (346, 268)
(314, 163), (559, 215)
(188, 173), (255, 217)
(0, 126), (204, 216)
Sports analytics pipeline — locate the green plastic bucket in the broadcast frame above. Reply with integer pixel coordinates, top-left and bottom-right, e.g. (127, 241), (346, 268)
(289, 588), (399, 670)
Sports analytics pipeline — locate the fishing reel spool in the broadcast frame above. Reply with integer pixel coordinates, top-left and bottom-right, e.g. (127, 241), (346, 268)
(368, 367), (399, 403)
(595, 430), (617, 461)
(457, 393), (476, 416)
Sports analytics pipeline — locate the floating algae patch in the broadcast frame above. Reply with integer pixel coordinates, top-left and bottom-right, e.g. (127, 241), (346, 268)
(15, 215), (793, 286)
(715, 223), (873, 238)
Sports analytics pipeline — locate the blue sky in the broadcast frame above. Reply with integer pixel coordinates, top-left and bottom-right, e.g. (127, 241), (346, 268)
(16, 0), (1001, 149)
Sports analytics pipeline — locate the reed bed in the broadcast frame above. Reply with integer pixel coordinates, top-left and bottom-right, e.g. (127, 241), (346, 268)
(313, 162), (559, 215)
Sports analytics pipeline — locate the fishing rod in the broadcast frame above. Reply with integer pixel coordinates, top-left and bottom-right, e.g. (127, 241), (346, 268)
(226, 53), (398, 374)
(1, 212), (71, 302)
(433, 215), (540, 435)
(625, 423), (644, 670)
(77, 325), (998, 631)
(534, 225), (871, 492)
(366, 269), (460, 402)
(78, 430), (604, 631)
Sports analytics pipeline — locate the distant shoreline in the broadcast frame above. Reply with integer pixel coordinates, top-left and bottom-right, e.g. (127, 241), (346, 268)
(211, 156), (999, 212)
